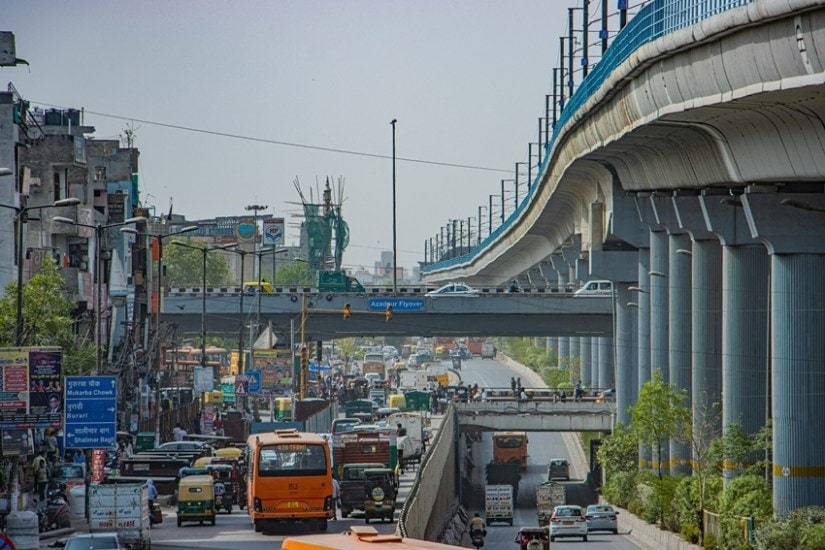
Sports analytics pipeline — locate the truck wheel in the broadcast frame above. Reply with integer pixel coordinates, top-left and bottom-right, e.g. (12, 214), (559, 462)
(582, 535), (587, 542)
(177, 517), (182, 527)
(485, 519), (491, 526)
(254, 520), (262, 532)
(211, 517), (216, 526)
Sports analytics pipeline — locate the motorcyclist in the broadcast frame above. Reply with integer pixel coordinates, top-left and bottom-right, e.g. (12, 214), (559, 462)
(468, 512), (486, 544)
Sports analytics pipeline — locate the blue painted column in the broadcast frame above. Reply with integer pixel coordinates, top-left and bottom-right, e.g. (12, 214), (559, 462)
(668, 233), (692, 475)
(701, 195), (768, 485)
(649, 228), (670, 474)
(673, 195), (724, 464)
(598, 336), (614, 391)
(615, 283), (638, 426)
(743, 194), (825, 516)
(580, 337), (592, 388)
(551, 254), (570, 369)
(591, 338), (600, 390)
(636, 248), (652, 468)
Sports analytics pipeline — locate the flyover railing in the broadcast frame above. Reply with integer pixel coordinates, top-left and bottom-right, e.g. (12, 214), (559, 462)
(423, 0), (755, 274)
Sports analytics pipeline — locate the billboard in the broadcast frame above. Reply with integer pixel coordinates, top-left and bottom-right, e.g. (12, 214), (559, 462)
(251, 350), (293, 395)
(0, 347), (62, 431)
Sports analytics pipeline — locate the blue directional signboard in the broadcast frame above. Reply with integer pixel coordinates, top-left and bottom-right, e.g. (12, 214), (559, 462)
(246, 369), (262, 394)
(368, 298), (425, 312)
(64, 376), (117, 449)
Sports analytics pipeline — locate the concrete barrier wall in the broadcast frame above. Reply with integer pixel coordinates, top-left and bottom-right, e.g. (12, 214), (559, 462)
(398, 408), (457, 540)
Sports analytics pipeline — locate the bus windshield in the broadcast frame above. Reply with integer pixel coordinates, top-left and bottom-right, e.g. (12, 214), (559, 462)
(259, 443), (327, 476)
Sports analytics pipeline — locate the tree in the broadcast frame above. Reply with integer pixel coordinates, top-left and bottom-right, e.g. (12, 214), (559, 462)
(597, 422), (639, 479)
(274, 260), (315, 286)
(163, 239), (233, 286)
(630, 369), (692, 479)
(0, 256), (96, 373)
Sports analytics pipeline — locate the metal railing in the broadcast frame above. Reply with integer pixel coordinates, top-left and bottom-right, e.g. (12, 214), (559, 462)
(424, 0), (755, 274)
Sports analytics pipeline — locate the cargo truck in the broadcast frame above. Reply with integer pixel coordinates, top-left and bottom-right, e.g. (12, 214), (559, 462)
(536, 481), (566, 526)
(318, 271), (365, 292)
(362, 353), (386, 380)
(89, 482), (151, 549)
(484, 484), (514, 526)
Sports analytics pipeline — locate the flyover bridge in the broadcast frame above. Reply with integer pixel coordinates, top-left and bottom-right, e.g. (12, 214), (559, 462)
(160, 287), (612, 340)
(454, 399), (614, 433)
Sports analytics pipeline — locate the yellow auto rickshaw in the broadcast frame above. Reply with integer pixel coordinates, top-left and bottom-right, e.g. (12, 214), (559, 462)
(193, 456), (214, 469)
(276, 397), (292, 420)
(215, 447), (242, 460)
(176, 474), (216, 527)
(387, 394), (406, 411)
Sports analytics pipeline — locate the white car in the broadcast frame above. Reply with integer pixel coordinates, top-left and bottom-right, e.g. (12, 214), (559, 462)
(549, 504), (588, 542)
(425, 283), (479, 297)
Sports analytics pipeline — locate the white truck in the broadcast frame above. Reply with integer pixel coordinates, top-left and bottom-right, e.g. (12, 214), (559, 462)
(536, 481), (566, 526)
(484, 484), (514, 526)
(399, 370), (429, 391)
(480, 342), (497, 359)
(388, 411), (427, 461)
(89, 483), (151, 549)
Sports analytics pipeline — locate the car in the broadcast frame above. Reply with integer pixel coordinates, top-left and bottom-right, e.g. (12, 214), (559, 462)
(154, 440), (208, 452)
(63, 532), (128, 550)
(425, 283), (479, 297)
(574, 280), (613, 296)
(549, 505), (588, 542)
(585, 503), (619, 534)
(548, 458), (570, 480)
(331, 417), (361, 434)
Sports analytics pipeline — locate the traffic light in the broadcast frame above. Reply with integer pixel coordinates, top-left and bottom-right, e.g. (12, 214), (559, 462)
(343, 303), (351, 320)
(385, 304), (393, 323)
(300, 345), (309, 369)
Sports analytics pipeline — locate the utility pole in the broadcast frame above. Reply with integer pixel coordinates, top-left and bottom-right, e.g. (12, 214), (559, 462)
(245, 204), (268, 280)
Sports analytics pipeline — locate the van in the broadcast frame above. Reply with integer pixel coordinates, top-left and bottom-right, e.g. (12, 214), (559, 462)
(574, 280), (613, 296)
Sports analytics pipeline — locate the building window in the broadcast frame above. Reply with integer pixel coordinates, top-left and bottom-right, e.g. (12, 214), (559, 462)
(94, 166), (106, 181)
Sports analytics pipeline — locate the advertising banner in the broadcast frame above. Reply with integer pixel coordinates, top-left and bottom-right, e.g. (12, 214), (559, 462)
(262, 218), (285, 245)
(251, 350), (293, 395)
(0, 347), (62, 431)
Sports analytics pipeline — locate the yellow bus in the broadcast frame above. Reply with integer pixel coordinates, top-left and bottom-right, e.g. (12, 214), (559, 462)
(282, 526), (465, 549)
(246, 428), (334, 532)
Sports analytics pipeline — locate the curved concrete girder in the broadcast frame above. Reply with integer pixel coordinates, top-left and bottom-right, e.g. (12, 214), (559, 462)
(428, 3), (825, 282)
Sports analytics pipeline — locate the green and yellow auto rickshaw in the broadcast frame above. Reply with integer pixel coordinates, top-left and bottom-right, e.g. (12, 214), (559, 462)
(177, 474), (216, 526)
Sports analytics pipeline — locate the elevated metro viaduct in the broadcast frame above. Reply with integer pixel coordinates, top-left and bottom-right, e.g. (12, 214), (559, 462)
(421, 0), (825, 515)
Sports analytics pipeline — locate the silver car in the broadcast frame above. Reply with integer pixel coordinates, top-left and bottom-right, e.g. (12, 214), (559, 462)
(585, 503), (619, 534)
(549, 504), (588, 542)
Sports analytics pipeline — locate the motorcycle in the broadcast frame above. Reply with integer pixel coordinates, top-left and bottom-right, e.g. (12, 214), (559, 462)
(470, 528), (486, 549)
(38, 485), (71, 532)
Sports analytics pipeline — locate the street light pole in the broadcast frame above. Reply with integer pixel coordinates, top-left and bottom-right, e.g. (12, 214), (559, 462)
(390, 118), (398, 293)
(53, 214), (147, 373)
(0, 197), (80, 346)
(171, 241), (223, 385)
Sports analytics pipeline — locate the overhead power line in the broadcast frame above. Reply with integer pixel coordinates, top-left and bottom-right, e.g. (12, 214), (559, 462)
(29, 101), (511, 174)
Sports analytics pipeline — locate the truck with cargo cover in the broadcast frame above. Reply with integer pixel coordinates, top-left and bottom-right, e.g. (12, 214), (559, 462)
(89, 482), (151, 549)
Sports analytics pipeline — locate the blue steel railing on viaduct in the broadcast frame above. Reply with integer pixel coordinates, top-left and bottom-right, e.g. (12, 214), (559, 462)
(423, 0), (753, 274)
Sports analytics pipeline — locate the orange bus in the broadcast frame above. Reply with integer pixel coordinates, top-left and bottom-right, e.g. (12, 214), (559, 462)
(282, 525), (466, 549)
(492, 431), (529, 470)
(246, 428), (334, 532)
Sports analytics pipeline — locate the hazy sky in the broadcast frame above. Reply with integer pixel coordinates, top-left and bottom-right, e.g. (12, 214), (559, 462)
(5, 1), (594, 273)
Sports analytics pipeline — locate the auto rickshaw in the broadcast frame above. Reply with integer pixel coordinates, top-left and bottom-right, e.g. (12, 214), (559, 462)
(176, 474), (216, 526)
(206, 464), (234, 513)
(514, 527), (550, 550)
(275, 397), (292, 420)
(363, 467), (397, 524)
(215, 447), (247, 508)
